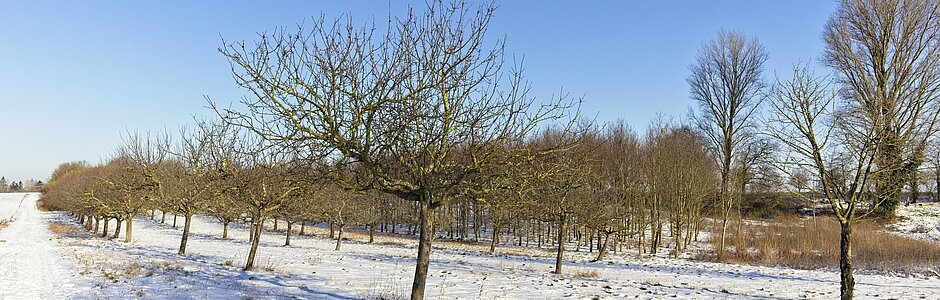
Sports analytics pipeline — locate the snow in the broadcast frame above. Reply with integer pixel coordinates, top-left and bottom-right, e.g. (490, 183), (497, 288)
(0, 193), (92, 299)
(57, 210), (940, 299)
(2, 192), (939, 299)
(892, 203), (940, 241)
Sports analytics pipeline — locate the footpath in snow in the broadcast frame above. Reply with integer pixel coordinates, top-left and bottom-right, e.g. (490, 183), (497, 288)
(0, 193), (90, 299)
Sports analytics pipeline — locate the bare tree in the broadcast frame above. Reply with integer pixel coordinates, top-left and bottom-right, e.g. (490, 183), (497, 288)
(768, 66), (886, 300)
(214, 1), (575, 298)
(166, 121), (221, 255)
(823, 0), (940, 217)
(688, 31), (768, 258)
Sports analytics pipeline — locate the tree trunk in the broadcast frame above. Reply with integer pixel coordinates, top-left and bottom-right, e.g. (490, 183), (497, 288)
(410, 198), (434, 300)
(124, 214), (133, 243)
(718, 217), (728, 259)
(285, 221), (293, 246)
(334, 224), (344, 251)
(554, 215), (567, 274)
(300, 222), (306, 235)
(369, 222), (375, 243)
(100, 217), (110, 238)
(594, 232), (610, 262)
(150, 209), (155, 220)
(172, 213), (177, 228)
(93, 217), (100, 235)
(329, 222), (335, 239)
(839, 221), (855, 300)
(178, 214), (193, 255)
(273, 217), (278, 231)
(489, 222), (499, 254)
(112, 218), (122, 239)
(161, 211), (166, 224)
(249, 222), (255, 243)
(222, 220), (230, 239)
(245, 215), (264, 271)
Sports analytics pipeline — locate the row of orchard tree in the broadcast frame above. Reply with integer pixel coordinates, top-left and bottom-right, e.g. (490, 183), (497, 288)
(41, 117), (721, 272)
(40, 0), (940, 299)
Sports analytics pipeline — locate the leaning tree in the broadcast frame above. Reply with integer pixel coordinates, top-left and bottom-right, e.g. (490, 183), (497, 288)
(214, 1), (575, 298)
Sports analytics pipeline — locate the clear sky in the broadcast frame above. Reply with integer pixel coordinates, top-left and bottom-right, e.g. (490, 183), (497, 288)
(0, 1), (837, 181)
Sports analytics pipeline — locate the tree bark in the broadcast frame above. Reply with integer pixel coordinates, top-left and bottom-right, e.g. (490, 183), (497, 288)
(839, 221), (855, 300)
(160, 211), (166, 224)
(300, 222), (306, 236)
(334, 224), (344, 251)
(222, 220), (230, 239)
(245, 215), (264, 271)
(410, 198), (434, 300)
(554, 215), (567, 274)
(112, 218), (122, 239)
(594, 232), (610, 262)
(124, 213), (133, 243)
(100, 217), (110, 238)
(489, 222), (500, 254)
(178, 214), (193, 255)
(285, 221), (293, 246)
(369, 222), (375, 243)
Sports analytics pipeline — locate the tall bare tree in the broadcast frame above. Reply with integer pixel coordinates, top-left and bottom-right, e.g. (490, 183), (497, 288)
(214, 1), (575, 298)
(768, 66), (886, 300)
(688, 31), (768, 258)
(823, 0), (940, 217)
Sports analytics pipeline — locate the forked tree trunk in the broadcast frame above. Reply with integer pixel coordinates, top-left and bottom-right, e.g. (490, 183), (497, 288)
(124, 213), (133, 243)
(554, 215), (567, 274)
(334, 224), (344, 251)
(178, 214), (193, 255)
(839, 221), (855, 300)
(112, 218), (122, 239)
(410, 198), (434, 300)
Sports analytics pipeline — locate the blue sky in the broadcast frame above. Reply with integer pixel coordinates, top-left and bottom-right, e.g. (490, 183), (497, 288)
(0, 1), (836, 181)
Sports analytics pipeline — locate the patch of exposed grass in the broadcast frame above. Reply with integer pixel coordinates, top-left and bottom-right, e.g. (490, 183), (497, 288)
(48, 222), (86, 238)
(698, 215), (940, 275)
(574, 269), (600, 278)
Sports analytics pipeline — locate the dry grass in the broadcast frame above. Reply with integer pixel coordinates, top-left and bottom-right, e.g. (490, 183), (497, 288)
(574, 269), (601, 278)
(48, 222), (86, 238)
(699, 215), (940, 275)
(0, 218), (10, 229)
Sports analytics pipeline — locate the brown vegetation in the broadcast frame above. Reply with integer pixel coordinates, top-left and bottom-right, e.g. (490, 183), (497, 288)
(699, 216), (940, 275)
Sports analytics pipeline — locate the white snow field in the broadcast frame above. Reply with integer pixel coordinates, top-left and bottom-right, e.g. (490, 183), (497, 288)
(53, 211), (940, 299)
(0, 193), (91, 299)
(892, 203), (940, 241)
(2, 192), (939, 299)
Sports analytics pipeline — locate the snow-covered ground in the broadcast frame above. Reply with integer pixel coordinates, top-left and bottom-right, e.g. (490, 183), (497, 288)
(56, 211), (940, 298)
(3, 192), (939, 299)
(892, 203), (940, 241)
(0, 193), (92, 299)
